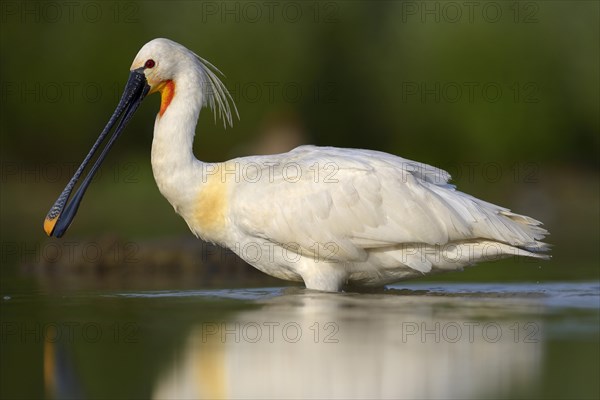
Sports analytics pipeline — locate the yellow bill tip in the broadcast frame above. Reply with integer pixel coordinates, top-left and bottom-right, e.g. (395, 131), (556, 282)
(44, 216), (58, 237)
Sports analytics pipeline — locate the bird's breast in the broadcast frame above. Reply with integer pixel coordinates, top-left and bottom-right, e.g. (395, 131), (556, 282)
(189, 163), (231, 243)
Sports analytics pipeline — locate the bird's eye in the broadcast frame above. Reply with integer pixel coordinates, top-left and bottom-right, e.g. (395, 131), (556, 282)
(144, 59), (156, 69)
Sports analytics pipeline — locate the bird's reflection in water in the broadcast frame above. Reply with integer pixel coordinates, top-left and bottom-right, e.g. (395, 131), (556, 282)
(153, 288), (544, 399)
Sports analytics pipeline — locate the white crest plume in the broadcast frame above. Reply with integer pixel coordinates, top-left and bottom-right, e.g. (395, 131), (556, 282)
(194, 52), (239, 128)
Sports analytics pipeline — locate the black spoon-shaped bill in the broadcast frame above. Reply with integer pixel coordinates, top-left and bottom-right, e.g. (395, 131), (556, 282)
(43, 68), (150, 237)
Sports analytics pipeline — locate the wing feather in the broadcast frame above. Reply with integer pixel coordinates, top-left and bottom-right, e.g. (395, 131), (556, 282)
(230, 146), (549, 270)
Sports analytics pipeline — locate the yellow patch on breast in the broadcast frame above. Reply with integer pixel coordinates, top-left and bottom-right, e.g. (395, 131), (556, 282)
(192, 163), (229, 240)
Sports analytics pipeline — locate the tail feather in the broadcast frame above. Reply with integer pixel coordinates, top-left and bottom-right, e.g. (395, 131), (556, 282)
(429, 184), (550, 257)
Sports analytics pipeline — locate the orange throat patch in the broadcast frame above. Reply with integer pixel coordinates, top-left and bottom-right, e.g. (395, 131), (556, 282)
(159, 80), (175, 117)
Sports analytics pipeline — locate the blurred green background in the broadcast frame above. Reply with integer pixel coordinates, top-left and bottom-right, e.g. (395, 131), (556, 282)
(1, 2), (599, 400)
(1, 0), (598, 286)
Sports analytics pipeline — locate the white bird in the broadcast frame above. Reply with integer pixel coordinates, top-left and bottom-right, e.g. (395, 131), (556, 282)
(44, 38), (549, 292)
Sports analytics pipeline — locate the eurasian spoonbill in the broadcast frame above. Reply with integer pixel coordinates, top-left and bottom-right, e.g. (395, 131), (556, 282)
(44, 38), (549, 291)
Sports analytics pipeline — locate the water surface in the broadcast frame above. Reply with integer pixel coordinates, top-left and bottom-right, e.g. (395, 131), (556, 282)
(1, 282), (598, 399)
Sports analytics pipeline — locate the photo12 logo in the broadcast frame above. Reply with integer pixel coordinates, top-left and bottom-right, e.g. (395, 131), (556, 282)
(400, 1), (540, 24)
(201, 161), (340, 184)
(224, 81), (337, 105)
(401, 82), (540, 104)
(0, 1), (140, 24)
(1, 240), (140, 265)
(199, 1), (340, 24)
(400, 321), (541, 343)
(200, 321), (340, 343)
(1, 321), (140, 344)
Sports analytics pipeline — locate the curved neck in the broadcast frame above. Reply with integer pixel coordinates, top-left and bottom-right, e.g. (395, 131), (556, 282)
(151, 72), (204, 215)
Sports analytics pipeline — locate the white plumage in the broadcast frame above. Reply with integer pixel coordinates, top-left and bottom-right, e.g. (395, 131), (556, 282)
(225, 146), (549, 290)
(57, 38), (550, 291)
